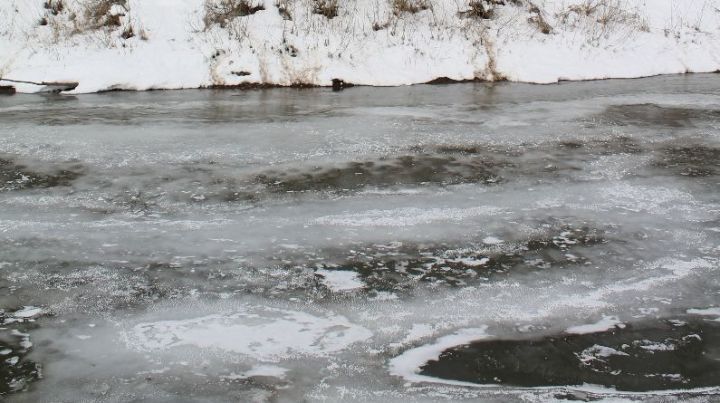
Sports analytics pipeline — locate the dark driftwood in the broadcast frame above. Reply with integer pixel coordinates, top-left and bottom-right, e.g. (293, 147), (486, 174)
(0, 85), (16, 95)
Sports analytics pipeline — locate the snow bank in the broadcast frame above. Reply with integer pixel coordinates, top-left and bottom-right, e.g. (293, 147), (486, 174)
(1, 0), (719, 93)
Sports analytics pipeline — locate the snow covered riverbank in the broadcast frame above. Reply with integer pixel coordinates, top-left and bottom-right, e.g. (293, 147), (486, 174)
(1, 0), (719, 93)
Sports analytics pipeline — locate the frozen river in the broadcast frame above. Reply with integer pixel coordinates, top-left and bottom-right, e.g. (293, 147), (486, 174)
(1, 74), (720, 402)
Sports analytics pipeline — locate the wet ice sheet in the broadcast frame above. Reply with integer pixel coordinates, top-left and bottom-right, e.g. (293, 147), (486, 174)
(1, 74), (720, 401)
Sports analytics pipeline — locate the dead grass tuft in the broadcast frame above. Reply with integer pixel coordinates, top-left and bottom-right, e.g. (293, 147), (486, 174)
(527, 1), (552, 34)
(43, 0), (64, 15)
(392, 0), (430, 15)
(458, 0), (511, 20)
(276, 0), (292, 20)
(313, 0), (338, 19)
(203, 0), (265, 29)
(84, 0), (128, 29)
(557, 0), (648, 41)
(121, 24), (134, 39)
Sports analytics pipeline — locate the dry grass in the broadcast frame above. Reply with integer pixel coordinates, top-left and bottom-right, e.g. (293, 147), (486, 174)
(459, 0), (518, 20)
(392, 0), (430, 15)
(313, 0), (338, 19)
(43, 0), (64, 15)
(38, 0), (146, 44)
(459, 1), (494, 19)
(84, 0), (128, 29)
(526, 1), (552, 34)
(276, 0), (292, 20)
(121, 24), (134, 39)
(203, 0), (265, 29)
(557, 0), (649, 42)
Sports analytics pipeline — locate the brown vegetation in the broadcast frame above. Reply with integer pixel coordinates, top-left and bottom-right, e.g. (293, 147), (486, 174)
(459, 0), (514, 20)
(84, 0), (128, 29)
(392, 0), (430, 15)
(313, 0), (338, 19)
(203, 0), (265, 29)
(43, 0), (64, 15)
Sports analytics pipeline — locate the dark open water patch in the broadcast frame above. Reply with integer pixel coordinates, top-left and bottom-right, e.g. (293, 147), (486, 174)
(653, 144), (720, 178)
(96, 152), (510, 209)
(0, 312), (42, 396)
(419, 318), (720, 392)
(77, 136), (658, 214)
(555, 135), (643, 156)
(598, 104), (720, 128)
(253, 153), (506, 193)
(0, 339), (40, 396)
(0, 156), (83, 192)
(105, 136), (650, 211)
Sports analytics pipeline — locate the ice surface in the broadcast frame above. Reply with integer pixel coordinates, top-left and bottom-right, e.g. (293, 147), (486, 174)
(1, 75), (720, 401)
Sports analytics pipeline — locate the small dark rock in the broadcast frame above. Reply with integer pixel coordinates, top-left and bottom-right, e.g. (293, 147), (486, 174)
(331, 79), (353, 91)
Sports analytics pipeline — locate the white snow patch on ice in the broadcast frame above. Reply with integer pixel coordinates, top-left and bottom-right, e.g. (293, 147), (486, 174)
(316, 269), (364, 292)
(638, 341), (675, 352)
(687, 307), (720, 321)
(447, 257), (490, 267)
(222, 364), (289, 380)
(388, 323), (437, 349)
(577, 344), (629, 366)
(124, 306), (372, 361)
(315, 206), (504, 227)
(13, 306), (43, 319)
(368, 291), (399, 301)
(566, 316), (625, 335)
(482, 237), (504, 245)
